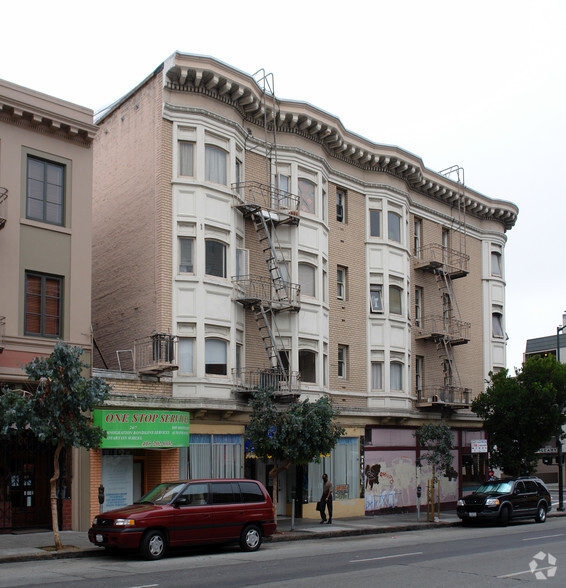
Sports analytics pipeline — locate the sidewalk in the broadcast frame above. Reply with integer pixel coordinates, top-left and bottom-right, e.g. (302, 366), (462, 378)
(0, 509), (563, 565)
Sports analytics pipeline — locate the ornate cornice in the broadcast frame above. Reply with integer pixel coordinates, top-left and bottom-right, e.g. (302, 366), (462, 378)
(163, 53), (518, 230)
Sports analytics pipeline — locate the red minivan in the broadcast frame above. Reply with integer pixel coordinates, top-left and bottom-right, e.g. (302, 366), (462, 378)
(88, 479), (276, 560)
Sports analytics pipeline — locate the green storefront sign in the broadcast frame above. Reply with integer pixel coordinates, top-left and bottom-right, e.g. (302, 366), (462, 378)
(93, 410), (190, 449)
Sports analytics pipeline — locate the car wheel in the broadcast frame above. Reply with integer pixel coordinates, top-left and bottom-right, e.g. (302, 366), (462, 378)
(140, 530), (166, 560)
(499, 506), (510, 527)
(535, 504), (547, 523)
(240, 524), (262, 552)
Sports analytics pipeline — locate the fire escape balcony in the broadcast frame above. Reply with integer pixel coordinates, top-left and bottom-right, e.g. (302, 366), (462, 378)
(416, 385), (471, 410)
(134, 333), (178, 375)
(0, 187), (7, 230)
(414, 315), (471, 345)
(232, 367), (301, 401)
(232, 181), (300, 226)
(233, 275), (301, 312)
(414, 243), (469, 278)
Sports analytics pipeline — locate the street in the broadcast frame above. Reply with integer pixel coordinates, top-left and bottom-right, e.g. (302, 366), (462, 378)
(1, 518), (565, 587)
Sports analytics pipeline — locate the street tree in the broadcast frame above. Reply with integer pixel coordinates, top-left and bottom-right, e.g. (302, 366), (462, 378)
(246, 387), (344, 522)
(472, 355), (566, 476)
(0, 341), (110, 550)
(414, 423), (455, 521)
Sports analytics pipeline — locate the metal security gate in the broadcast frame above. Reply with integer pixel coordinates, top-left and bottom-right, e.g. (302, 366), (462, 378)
(0, 432), (61, 531)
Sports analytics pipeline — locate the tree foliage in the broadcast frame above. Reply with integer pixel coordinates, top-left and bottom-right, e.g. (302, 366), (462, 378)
(414, 423), (455, 481)
(246, 388), (344, 521)
(472, 355), (566, 477)
(0, 341), (111, 549)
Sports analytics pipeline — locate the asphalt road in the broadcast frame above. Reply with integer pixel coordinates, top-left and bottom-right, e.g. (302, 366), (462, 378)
(1, 518), (565, 587)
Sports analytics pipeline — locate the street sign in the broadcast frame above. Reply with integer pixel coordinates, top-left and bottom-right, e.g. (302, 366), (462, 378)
(471, 439), (488, 453)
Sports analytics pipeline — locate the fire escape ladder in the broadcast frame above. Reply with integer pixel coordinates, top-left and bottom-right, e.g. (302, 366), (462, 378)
(252, 303), (288, 385)
(434, 268), (462, 322)
(251, 211), (288, 303)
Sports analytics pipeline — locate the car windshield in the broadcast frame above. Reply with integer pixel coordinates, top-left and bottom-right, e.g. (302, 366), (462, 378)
(476, 482), (513, 494)
(135, 483), (186, 505)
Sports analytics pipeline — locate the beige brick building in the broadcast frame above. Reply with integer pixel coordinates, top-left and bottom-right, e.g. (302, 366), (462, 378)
(0, 79), (97, 530)
(91, 53), (518, 520)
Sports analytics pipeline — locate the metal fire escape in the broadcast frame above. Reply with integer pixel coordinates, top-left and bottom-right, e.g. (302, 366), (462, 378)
(232, 70), (301, 399)
(414, 166), (471, 411)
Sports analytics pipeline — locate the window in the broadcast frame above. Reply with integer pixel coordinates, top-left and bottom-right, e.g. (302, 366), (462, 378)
(236, 343), (243, 377)
(337, 266), (346, 300)
(492, 312), (504, 338)
(299, 349), (316, 383)
(205, 240), (226, 278)
(415, 287), (423, 327)
(338, 346), (348, 379)
(322, 269), (328, 303)
(298, 179), (315, 214)
(298, 263), (315, 297)
(323, 353), (328, 387)
(179, 142), (194, 176)
(25, 272), (62, 337)
(389, 285), (402, 315)
(235, 158), (242, 186)
(414, 218), (422, 256)
(369, 210), (381, 237)
(189, 434), (243, 479)
(415, 356), (424, 394)
(205, 145), (227, 185)
(371, 362), (383, 389)
(336, 189), (346, 222)
(205, 338), (227, 375)
(388, 211), (401, 242)
(390, 362), (403, 391)
(276, 174), (290, 208)
(26, 156), (65, 225)
(370, 285), (383, 313)
(236, 249), (248, 279)
(178, 338), (195, 374)
(491, 251), (502, 277)
(179, 238), (194, 273)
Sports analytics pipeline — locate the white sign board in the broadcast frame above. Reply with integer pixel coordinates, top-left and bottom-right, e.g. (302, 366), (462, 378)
(471, 439), (488, 453)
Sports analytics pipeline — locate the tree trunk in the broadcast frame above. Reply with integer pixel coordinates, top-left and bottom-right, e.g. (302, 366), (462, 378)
(50, 439), (64, 550)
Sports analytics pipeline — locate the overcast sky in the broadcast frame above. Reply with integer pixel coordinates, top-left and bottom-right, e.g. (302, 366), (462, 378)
(3, 0), (565, 371)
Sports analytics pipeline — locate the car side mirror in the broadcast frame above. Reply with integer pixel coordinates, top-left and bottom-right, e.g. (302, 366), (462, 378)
(174, 495), (189, 507)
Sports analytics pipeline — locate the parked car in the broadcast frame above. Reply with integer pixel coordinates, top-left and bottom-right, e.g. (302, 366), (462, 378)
(88, 479), (276, 560)
(457, 476), (551, 526)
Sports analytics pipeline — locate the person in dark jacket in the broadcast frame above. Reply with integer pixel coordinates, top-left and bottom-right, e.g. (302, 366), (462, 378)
(319, 473), (333, 524)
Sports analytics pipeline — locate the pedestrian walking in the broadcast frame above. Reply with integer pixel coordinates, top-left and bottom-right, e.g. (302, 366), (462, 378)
(319, 473), (333, 524)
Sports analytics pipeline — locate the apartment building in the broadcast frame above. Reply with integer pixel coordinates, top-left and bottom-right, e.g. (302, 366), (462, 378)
(91, 52), (518, 521)
(0, 79), (97, 530)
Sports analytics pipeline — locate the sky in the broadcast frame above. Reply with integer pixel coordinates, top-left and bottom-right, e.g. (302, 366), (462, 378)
(2, 0), (565, 371)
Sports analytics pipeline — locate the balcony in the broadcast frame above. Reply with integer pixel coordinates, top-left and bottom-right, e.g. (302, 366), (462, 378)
(232, 181), (300, 225)
(233, 275), (301, 312)
(414, 315), (471, 345)
(416, 385), (471, 410)
(0, 316), (5, 352)
(0, 187), (7, 230)
(414, 243), (469, 278)
(232, 367), (301, 401)
(134, 333), (178, 375)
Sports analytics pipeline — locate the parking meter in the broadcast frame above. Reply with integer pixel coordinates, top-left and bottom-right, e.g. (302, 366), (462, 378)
(417, 485), (422, 499)
(98, 484), (105, 505)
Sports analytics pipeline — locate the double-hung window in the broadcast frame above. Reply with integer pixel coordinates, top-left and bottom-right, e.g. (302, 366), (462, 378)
(25, 272), (63, 338)
(369, 210), (381, 237)
(336, 189), (346, 222)
(298, 263), (315, 297)
(205, 338), (227, 375)
(26, 156), (65, 226)
(338, 346), (348, 379)
(205, 240), (226, 278)
(179, 142), (194, 176)
(389, 285), (403, 315)
(337, 266), (346, 300)
(205, 145), (227, 185)
(179, 238), (194, 273)
(298, 179), (315, 214)
(178, 338), (195, 374)
(388, 211), (401, 243)
(370, 285), (383, 313)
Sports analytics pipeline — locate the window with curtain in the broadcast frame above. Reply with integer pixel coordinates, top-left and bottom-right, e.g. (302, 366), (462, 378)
(26, 156), (65, 226)
(298, 178), (315, 214)
(299, 349), (316, 383)
(205, 145), (227, 185)
(388, 211), (401, 242)
(371, 362), (383, 389)
(389, 285), (403, 315)
(415, 287), (423, 326)
(415, 355), (424, 394)
(179, 237), (194, 273)
(205, 239), (226, 278)
(369, 209), (381, 237)
(336, 190), (346, 222)
(390, 361), (403, 391)
(189, 434), (243, 479)
(491, 251), (502, 277)
(414, 218), (422, 255)
(178, 338), (194, 374)
(298, 263), (315, 297)
(308, 437), (359, 501)
(492, 312), (504, 338)
(179, 141), (194, 176)
(25, 272), (62, 337)
(205, 338), (227, 375)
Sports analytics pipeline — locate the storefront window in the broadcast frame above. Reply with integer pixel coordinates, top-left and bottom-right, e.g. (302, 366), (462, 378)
(189, 434), (243, 479)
